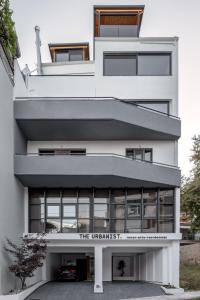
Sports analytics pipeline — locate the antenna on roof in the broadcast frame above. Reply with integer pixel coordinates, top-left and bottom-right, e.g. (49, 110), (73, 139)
(35, 25), (42, 75)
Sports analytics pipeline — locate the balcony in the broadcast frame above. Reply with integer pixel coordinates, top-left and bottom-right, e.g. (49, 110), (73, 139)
(14, 153), (181, 188)
(14, 98), (181, 141)
(94, 6), (144, 38)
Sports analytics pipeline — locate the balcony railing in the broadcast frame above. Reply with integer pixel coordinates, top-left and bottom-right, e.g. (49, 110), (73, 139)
(99, 25), (138, 37)
(24, 152), (179, 170)
(15, 96), (180, 120)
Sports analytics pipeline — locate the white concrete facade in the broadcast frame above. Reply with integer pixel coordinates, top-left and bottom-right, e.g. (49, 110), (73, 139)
(0, 51), (24, 294)
(8, 1), (181, 295)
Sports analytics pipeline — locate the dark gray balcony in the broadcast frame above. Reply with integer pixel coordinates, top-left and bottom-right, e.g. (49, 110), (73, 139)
(14, 154), (181, 188)
(14, 98), (181, 141)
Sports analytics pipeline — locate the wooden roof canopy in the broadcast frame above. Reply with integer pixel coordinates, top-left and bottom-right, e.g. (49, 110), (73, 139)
(49, 43), (89, 62)
(94, 6), (144, 36)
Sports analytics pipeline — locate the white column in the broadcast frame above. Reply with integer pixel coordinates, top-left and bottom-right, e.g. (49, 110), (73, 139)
(171, 241), (180, 287)
(24, 187), (29, 234)
(175, 188), (181, 234)
(94, 245), (103, 293)
(162, 247), (168, 285)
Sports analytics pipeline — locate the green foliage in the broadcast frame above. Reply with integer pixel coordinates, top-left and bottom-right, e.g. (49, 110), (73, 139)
(0, 0), (17, 57)
(181, 135), (200, 232)
(180, 264), (200, 290)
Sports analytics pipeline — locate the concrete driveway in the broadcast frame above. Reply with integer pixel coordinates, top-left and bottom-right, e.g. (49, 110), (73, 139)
(26, 281), (164, 300)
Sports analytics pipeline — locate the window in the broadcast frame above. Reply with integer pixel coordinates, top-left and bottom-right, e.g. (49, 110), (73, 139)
(63, 205), (76, 218)
(62, 219), (77, 233)
(143, 189), (157, 203)
(126, 220), (141, 233)
(39, 149), (86, 156)
(142, 219), (157, 233)
(127, 204), (141, 218)
(47, 205), (60, 218)
(126, 148), (152, 162)
(49, 44), (89, 63)
(138, 54), (171, 76)
(29, 188), (175, 234)
(55, 49), (83, 62)
(143, 205), (157, 218)
(110, 219), (125, 233)
(104, 54), (137, 76)
(104, 53), (172, 76)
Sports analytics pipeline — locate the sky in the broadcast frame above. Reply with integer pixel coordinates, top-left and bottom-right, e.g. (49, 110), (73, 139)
(10, 0), (200, 176)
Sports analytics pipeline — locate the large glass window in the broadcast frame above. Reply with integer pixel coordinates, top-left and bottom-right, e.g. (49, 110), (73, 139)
(138, 54), (171, 76)
(104, 53), (172, 76)
(104, 54), (137, 76)
(29, 188), (174, 233)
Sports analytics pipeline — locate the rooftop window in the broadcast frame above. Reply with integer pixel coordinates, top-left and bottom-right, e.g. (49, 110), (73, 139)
(94, 6), (144, 37)
(49, 43), (89, 63)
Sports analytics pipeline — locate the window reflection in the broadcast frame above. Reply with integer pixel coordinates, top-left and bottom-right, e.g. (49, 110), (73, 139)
(47, 205), (60, 218)
(46, 219), (61, 233)
(127, 205), (141, 218)
(63, 205), (76, 218)
(94, 219), (109, 233)
(62, 219), (77, 233)
(94, 204), (108, 218)
(126, 220), (141, 233)
(78, 219), (90, 233)
(143, 190), (157, 203)
(29, 188), (174, 233)
(143, 219), (157, 233)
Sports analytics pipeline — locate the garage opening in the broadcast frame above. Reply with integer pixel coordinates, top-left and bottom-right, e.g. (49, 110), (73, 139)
(47, 253), (94, 282)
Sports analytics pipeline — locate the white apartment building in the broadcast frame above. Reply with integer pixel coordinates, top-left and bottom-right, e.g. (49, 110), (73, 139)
(1, 3), (181, 295)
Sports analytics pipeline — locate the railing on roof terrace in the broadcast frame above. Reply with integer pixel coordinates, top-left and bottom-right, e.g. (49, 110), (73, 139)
(22, 152), (179, 170)
(16, 96), (180, 120)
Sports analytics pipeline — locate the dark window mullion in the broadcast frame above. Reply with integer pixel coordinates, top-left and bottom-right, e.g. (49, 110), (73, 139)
(60, 190), (63, 233)
(125, 189), (128, 233)
(141, 188), (143, 233)
(157, 188), (160, 232)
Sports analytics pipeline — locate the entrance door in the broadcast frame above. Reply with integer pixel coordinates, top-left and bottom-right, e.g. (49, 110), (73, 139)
(77, 259), (87, 281)
(112, 255), (135, 281)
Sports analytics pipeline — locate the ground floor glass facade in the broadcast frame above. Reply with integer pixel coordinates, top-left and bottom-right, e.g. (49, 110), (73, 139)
(29, 188), (175, 233)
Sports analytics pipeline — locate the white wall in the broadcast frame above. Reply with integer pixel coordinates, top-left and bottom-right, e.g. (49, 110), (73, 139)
(45, 253), (61, 281)
(27, 140), (177, 166)
(0, 55), (25, 294)
(15, 38), (178, 116)
(42, 61), (95, 75)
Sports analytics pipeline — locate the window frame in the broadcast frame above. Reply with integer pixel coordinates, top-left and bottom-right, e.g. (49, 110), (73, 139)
(29, 188), (175, 234)
(103, 52), (172, 76)
(126, 148), (153, 162)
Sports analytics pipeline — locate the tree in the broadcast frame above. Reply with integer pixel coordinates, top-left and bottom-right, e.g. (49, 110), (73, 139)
(181, 135), (200, 232)
(0, 0), (17, 57)
(4, 234), (47, 290)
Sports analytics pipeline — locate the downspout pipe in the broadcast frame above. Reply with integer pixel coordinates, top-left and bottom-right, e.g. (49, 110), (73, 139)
(35, 25), (42, 75)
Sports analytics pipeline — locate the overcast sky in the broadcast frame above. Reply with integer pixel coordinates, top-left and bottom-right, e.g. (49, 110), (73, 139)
(10, 0), (200, 176)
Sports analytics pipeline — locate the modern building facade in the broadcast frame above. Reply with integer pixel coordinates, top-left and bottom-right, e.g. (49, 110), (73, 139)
(4, 3), (181, 294)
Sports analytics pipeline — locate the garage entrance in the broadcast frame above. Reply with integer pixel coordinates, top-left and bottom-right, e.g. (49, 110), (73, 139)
(47, 253), (94, 282)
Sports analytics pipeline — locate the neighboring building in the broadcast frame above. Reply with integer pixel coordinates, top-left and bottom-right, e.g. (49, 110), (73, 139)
(0, 37), (24, 293)
(12, 3), (181, 294)
(180, 212), (200, 241)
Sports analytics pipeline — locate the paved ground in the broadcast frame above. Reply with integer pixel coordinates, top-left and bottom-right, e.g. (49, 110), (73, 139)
(26, 281), (164, 300)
